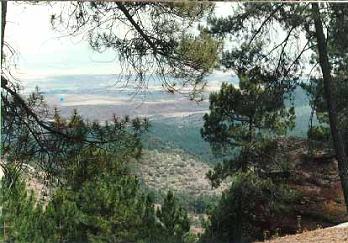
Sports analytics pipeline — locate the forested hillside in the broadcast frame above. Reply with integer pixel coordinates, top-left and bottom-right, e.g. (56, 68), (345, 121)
(1, 1), (348, 243)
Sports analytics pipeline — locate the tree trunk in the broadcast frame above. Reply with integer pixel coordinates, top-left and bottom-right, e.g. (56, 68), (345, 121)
(1, 1), (7, 57)
(312, 2), (348, 212)
(1, 1), (7, 157)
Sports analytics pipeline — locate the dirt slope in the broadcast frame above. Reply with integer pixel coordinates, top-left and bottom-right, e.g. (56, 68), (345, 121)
(261, 225), (348, 243)
(264, 138), (348, 236)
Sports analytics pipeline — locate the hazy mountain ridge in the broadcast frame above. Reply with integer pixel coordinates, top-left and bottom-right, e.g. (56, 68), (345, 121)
(28, 75), (316, 164)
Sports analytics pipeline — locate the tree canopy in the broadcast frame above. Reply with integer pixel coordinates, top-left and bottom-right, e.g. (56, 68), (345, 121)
(205, 1), (348, 211)
(51, 2), (219, 98)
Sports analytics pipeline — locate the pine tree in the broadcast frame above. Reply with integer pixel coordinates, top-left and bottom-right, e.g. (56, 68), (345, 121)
(206, 1), (348, 211)
(201, 68), (295, 186)
(156, 191), (191, 243)
(200, 55), (296, 242)
(0, 115), (192, 242)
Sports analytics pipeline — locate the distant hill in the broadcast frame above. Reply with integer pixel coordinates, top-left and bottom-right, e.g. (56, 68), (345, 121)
(23, 74), (317, 162)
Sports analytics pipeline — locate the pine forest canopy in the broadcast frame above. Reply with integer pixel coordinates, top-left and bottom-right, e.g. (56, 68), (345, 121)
(50, 1), (219, 99)
(1, 1), (219, 176)
(1, 1), (348, 243)
(1, 0), (348, 202)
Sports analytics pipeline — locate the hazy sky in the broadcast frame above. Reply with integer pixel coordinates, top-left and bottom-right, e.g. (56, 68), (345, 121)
(6, 2), (233, 81)
(6, 2), (121, 80)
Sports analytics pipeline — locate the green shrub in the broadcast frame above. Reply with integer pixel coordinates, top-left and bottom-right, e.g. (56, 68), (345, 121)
(307, 125), (330, 142)
(200, 171), (298, 243)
